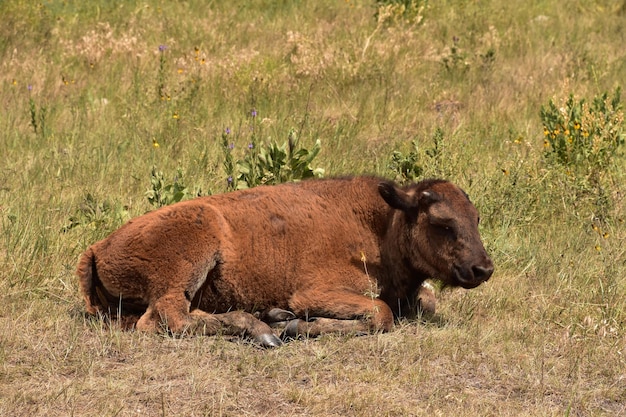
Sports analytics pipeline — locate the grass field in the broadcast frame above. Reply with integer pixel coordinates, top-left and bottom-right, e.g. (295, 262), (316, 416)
(1, 0), (625, 415)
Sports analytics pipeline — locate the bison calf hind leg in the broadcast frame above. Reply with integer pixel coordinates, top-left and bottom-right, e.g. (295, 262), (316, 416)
(135, 293), (282, 348)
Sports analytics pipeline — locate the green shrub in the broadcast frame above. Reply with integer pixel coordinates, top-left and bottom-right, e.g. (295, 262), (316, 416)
(388, 140), (423, 183)
(375, 0), (427, 24)
(540, 87), (625, 180)
(387, 127), (447, 183)
(145, 166), (190, 208)
(222, 125), (324, 190)
(62, 193), (129, 233)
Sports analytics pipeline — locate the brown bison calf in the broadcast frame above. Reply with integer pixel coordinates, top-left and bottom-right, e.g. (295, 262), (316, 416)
(77, 176), (493, 347)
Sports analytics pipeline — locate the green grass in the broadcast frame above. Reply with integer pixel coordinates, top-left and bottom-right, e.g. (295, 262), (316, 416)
(1, 0), (625, 415)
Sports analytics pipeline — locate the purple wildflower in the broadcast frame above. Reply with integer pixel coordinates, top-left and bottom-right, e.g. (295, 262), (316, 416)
(225, 127), (231, 135)
(27, 85), (33, 92)
(159, 45), (167, 52)
(227, 176), (233, 184)
(248, 143), (254, 149)
(228, 142), (235, 150)
(251, 109), (257, 118)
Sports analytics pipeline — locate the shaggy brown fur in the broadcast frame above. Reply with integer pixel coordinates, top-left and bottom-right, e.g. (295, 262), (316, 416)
(77, 176), (493, 347)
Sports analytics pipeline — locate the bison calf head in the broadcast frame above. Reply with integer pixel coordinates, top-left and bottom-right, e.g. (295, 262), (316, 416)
(379, 179), (494, 289)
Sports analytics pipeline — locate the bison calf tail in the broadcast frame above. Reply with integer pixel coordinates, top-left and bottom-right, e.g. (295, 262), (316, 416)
(76, 247), (107, 315)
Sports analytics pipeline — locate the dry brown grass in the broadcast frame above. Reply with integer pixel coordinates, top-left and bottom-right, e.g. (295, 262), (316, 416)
(1, 270), (624, 416)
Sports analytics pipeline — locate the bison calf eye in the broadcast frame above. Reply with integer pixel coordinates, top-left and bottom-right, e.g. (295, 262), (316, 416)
(431, 222), (456, 239)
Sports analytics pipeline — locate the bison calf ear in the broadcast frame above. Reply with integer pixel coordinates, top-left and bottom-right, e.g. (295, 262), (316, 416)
(378, 182), (415, 211)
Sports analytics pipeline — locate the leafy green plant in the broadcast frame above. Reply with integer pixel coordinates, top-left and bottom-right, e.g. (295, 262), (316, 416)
(62, 193), (129, 233)
(541, 87), (625, 180)
(28, 96), (38, 133)
(387, 127), (447, 183)
(441, 37), (469, 76)
(222, 127), (324, 190)
(480, 47), (496, 70)
(28, 92), (49, 138)
(63, 167), (191, 234)
(145, 166), (190, 208)
(375, 0), (427, 24)
(425, 127), (444, 161)
(388, 140), (423, 183)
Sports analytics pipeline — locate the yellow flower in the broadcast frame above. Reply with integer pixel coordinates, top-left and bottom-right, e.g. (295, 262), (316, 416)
(173, 112), (179, 119)
(582, 130), (589, 138)
(543, 127), (549, 136)
(574, 122), (581, 130)
(594, 244), (601, 252)
(501, 168), (509, 175)
(177, 68), (184, 74)
(152, 138), (160, 148)
(543, 139), (550, 148)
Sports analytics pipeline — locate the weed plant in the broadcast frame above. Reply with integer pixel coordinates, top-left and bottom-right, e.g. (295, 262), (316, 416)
(541, 87), (624, 179)
(0, 0), (625, 416)
(145, 166), (191, 208)
(221, 117), (324, 190)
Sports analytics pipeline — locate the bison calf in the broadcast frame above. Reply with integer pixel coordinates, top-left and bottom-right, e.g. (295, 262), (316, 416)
(77, 176), (493, 347)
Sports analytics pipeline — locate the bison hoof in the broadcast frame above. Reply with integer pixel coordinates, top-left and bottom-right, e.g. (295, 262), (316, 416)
(419, 298), (436, 316)
(280, 319), (304, 341)
(266, 308), (296, 323)
(255, 333), (283, 348)
(418, 282), (437, 316)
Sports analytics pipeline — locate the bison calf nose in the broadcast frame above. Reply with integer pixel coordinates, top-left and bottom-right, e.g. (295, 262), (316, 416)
(472, 265), (494, 282)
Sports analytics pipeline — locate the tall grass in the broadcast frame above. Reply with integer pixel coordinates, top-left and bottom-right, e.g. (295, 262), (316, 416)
(1, 0), (625, 415)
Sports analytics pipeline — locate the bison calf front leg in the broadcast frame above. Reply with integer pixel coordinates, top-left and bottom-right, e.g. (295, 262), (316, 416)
(282, 317), (369, 339)
(190, 310), (283, 348)
(284, 287), (394, 339)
